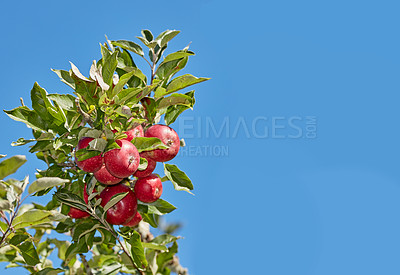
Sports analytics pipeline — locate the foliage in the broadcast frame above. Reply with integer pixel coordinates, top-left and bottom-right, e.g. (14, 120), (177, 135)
(2, 29), (209, 274)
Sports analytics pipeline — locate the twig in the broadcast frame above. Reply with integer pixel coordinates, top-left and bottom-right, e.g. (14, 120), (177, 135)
(79, 254), (93, 275)
(75, 98), (94, 127)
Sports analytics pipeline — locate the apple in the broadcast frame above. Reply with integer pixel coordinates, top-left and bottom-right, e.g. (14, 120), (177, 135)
(104, 139), (140, 178)
(133, 154), (157, 178)
(123, 211), (142, 227)
(134, 174), (163, 203)
(94, 164), (123, 185)
(68, 184), (90, 219)
(99, 184), (138, 225)
(142, 125), (180, 162)
(124, 125), (144, 141)
(75, 137), (103, 173)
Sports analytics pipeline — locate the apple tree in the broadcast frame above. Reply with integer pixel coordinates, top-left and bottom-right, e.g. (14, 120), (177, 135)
(0, 29), (209, 274)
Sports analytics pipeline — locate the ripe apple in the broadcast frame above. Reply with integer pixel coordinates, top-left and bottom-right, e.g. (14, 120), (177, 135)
(124, 125), (144, 141)
(133, 154), (157, 178)
(68, 184), (90, 219)
(94, 164), (123, 185)
(134, 174), (163, 203)
(99, 184), (138, 225)
(143, 125), (180, 162)
(104, 139), (140, 178)
(75, 137), (103, 173)
(123, 211), (142, 227)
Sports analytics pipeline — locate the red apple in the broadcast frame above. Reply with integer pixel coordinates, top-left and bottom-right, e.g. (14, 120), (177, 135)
(94, 164), (123, 185)
(104, 139), (140, 178)
(99, 184), (138, 225)
(123, 211), (142, 227)
(68, 184), (90, 219)
(75, 137), (103, 173)
(142, 125), (180, 162)
(134, 174), (163, 203)
(124, 125), (144, 141)
(133, 154), (157, 178)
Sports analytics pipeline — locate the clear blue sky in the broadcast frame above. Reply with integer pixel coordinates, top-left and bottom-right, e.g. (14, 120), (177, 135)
(1, 0), (400, 274)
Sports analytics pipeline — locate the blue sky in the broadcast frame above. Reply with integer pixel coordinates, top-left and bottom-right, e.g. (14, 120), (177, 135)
(1, 0), (400, 274)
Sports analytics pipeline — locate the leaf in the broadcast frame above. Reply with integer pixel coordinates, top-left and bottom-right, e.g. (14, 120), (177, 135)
(157, 93), (193, 109)
(72, 221), (100, 242)
(154, 30), (180, 47)
(102, 48), (119, 86)
(31, 82), (53, 121)
(164, 74), (210, 96)
(12, 209), (67, 229)
(112, 68), (147, 97)
(32, 267), (64, 275)
(138, 157), (148, 171)
(141, 29), (153, 42)
(142, 242), (167, 251)
(131, 137), (169, 153)
(9, 234), (30, 246)
(54, 190), (88, 212)
(17, 241), (40, 266)
(128, 231), (147, 270)
(103, 192), (128, 213)
(164, 105), (190, 125)
(161, 51), (194, 64)
(52, 69), (75, 89)
(4, 106), (49, 131)
(28, 177), (69, 194)
(152, 234), (179, 246)
(0, 199), (11, 210)
(137, 199), (176, 215)
(112, 40), (144, 57)
(155, 56), (189, 83)
(47, 94), (76, 111)
(164, 164), (194, 194)
(75, 148), (102, 161)
(0, 155), (26, 180)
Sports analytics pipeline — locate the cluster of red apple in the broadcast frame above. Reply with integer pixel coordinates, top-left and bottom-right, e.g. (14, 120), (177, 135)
(68, 124), (180, 227)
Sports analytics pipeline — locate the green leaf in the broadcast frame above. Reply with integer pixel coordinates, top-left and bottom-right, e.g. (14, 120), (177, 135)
(164, 74), (210, 96)
(141, 29), (153, 42)
(0, 199), (11, 210)
(112, 40), (144, 57)
(164, 164), (194, 194)
(52, 69), (75, 89)
(131, 137), (169, 153)
(161, 51), (194, 64)
(103, 192), (128, 214)
(102, 48), (119, 86)
(72, 221), (100, 242)
(141, 213), (159, 228)
(157, 93), (193, 110)
(138, 157), (148, 171)
(31, 82), (53, 121)
(75, 148), (102, 161)
(128, 231), (147, 270)
(47, 94), (76, 111)
(112, 68), (147, 97)
(17, 241), (40, 266)
(28, 177), (69, 194)
(164, 105), (189, 125)
(4, 106), (49, 131)
(0, 155), (26, 180)
(154, 30), (180, 47)
(142, 242), (167, 251)
(12, 209), (67, 229)
(9, 234), (30, 246)
(152, 234), (179, 246)
(137, 199), (176, 215)
(32, 267), (64, 275)
(155, 56), (189, 83)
